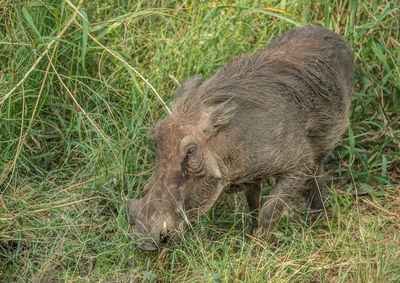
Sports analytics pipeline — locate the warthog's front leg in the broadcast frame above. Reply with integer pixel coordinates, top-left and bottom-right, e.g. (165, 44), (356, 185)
(259, 170), (308, 236)
(307, 160), (327, 210)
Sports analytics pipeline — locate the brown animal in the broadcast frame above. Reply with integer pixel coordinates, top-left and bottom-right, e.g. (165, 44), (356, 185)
(127, 25), (354, 251)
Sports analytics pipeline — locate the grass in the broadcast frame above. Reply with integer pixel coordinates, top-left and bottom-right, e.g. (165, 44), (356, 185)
(0, 0), (399, 281)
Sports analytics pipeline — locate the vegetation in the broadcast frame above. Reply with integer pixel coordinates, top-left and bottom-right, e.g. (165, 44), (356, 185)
(1, 0), (399, 281)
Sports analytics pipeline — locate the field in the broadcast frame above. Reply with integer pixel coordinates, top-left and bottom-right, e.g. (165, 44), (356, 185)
(1, 0), (399, 281)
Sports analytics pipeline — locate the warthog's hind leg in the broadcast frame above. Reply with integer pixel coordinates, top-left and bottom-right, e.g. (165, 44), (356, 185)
(245, 182), (262, 231)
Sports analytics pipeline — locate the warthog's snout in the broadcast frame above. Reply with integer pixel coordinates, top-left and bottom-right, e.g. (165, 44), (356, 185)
(126, 198), (178, 251)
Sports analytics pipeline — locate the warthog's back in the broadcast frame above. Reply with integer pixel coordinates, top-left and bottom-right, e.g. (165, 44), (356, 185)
(195, 25), (353, 119)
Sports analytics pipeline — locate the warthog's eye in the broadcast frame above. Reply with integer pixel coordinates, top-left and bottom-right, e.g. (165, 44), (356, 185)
(186, 145), (197, 158)
(180, 137), (202, 173)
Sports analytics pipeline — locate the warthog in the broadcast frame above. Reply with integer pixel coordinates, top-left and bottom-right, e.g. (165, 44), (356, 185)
(127, 25), (354, 251)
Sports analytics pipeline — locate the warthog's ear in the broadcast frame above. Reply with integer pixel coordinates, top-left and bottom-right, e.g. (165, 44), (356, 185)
(198, 98), (237, 139)
(172, 74), (203, 101)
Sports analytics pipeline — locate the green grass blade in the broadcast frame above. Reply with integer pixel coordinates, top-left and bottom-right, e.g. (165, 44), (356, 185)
(22, 6), (42, 42)
(348, 122), (355, 166)
(80, 9), (89, 68)
(381, 155), (387, 177)
(371, 40), (390, 70)
(219, 5), (300, 27)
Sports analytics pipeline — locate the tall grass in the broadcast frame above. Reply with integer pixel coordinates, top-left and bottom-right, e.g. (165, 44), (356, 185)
(1, 0), (399, 281)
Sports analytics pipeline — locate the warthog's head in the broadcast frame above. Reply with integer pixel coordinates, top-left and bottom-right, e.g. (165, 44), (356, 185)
(126, 75), (236, 251)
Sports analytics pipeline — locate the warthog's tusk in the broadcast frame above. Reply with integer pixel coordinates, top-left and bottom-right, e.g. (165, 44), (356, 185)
(161, 221), (167, 236)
